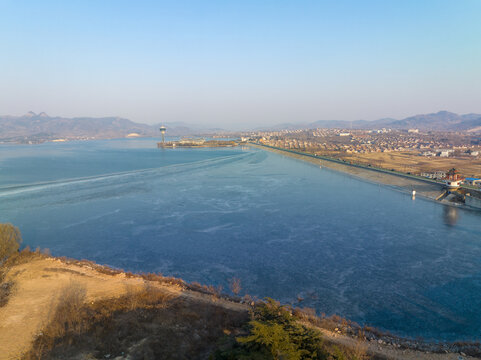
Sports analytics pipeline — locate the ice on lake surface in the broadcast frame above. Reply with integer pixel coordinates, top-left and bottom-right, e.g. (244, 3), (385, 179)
(1, 138), (481, 341)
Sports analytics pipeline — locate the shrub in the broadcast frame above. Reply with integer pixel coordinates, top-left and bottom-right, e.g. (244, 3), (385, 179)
(214, 298), (330, 360)
(124, 282), (172, 310)
(0, 223), (22, 263)
(29, 281), (87, 359)
(28, 283), (248, 359)
(229, 278), (242, 296)
(0, 281), (14, 307)
(237, 320), (304, 360)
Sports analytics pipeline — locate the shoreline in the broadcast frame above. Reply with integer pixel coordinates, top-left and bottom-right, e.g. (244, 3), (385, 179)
(249, 143), (456, 205)
(2, 252), (481, 359)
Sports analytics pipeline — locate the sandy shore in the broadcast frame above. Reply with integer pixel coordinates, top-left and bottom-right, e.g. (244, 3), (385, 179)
(250, 143), (446, 202)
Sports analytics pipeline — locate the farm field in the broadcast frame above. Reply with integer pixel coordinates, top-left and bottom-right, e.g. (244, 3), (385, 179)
(339, 151), (481, 178)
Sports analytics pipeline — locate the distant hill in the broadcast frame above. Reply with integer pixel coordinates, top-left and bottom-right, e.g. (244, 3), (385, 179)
(2, 110), (480, 143)
(0, 112), (228, 142)
(0, 112), (157, 141)
(265, 111), (481, 132)
(386, 111), (481, 131)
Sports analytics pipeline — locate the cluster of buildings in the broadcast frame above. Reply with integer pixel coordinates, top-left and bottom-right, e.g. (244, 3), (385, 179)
(247, 128), (481, 156)
(417, 169), (481, 189)
(420, 149), (479, 157)
(240, 128), (481, 191)
(420, 171), (447, 180)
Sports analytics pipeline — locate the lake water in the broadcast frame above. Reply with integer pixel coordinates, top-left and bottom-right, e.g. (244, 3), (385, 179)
(1, 138), (481, 341)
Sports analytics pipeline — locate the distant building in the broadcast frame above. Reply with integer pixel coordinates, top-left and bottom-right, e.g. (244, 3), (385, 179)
(442, 168), (464, 190)
(126, 133), (141, 138)
(420, 151), (436, 157)
(179, 138), (205, 145)
(421, 170), (446, 180)
(438, 149), (454, 157)
(465, 178), (481, 186)
(465, 149), (479, 156)
(408, 129), (419, 133)
(338, 132), (351, 137)
(434, 170), (447, 179)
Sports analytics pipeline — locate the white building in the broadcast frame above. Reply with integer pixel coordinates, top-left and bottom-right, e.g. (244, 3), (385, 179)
(421, 171), (446, 180)
(420, 151), (436, 157)
(438, 149), (454, 157)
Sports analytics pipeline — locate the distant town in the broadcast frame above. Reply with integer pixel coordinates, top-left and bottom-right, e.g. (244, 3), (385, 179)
(239, 127), (481, 181)
(2, 111), (481, 190)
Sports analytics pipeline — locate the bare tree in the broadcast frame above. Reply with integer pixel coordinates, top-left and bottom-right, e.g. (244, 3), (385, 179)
(229, 277), (242, 296)
(0, 223), (22, 262)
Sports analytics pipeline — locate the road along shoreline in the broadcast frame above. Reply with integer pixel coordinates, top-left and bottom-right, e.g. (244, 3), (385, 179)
(249, 143), (447, 201)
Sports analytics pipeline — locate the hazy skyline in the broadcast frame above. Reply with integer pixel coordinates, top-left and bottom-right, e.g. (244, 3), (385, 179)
(1, 0), (480, 128)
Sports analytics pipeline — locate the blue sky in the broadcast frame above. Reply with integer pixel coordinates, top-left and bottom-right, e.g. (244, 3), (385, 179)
(0, 0), (480, 128)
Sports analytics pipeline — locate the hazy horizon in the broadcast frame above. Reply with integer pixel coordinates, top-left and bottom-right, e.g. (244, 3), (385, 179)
(2, 109), (480, 132)
(1, 0), (480, 128)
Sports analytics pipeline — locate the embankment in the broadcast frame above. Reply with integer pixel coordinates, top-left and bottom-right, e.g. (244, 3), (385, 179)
(249, 143), (446, 201)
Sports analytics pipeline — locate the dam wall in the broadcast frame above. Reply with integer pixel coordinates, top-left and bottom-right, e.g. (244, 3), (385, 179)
(466, 194), (481, 210)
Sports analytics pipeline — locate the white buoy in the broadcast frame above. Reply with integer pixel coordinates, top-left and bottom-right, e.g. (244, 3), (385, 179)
(412, 190), (416, 199)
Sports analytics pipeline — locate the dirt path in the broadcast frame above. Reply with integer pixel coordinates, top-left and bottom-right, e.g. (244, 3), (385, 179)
(316, 327), (475, 360)
(0, 256), (476, 360)
(0, 257), (244, 360)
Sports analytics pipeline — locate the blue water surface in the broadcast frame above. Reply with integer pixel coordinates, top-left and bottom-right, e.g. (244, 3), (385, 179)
(1, 138), (481, 341)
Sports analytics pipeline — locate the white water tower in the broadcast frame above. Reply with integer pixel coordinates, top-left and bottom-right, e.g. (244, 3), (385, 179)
(159, 125), (166, 144)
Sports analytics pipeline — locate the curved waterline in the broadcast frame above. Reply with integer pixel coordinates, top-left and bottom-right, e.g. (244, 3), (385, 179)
(1, 140), (481, 341)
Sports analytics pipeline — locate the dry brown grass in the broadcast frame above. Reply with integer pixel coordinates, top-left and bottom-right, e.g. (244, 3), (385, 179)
(124, 282), (173, 311)
(229, 277), (242, 296)
(14, 258), (247, 360)
(26, 281), (87, 360)
(5, 251), (478, 360)
(0, 281), (14, 308)
(25, 283), (248, 360)
(51, 281), (87, 334)
(25, 279), (172, 359)
(2, 246), (47, 269)
(341, 151), (481, 178)
(0, 247), (49, 309)
(352, 330), (370, 360)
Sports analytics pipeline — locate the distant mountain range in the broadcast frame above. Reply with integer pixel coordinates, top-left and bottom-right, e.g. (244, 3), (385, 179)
(265, 111), (481, 132)
(1, 110), (480, 143)
(0, 112), (220, 142)
(0, 112), (155, 141)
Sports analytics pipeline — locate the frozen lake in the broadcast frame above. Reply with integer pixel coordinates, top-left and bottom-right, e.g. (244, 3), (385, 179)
(1, 138), (481, 341)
